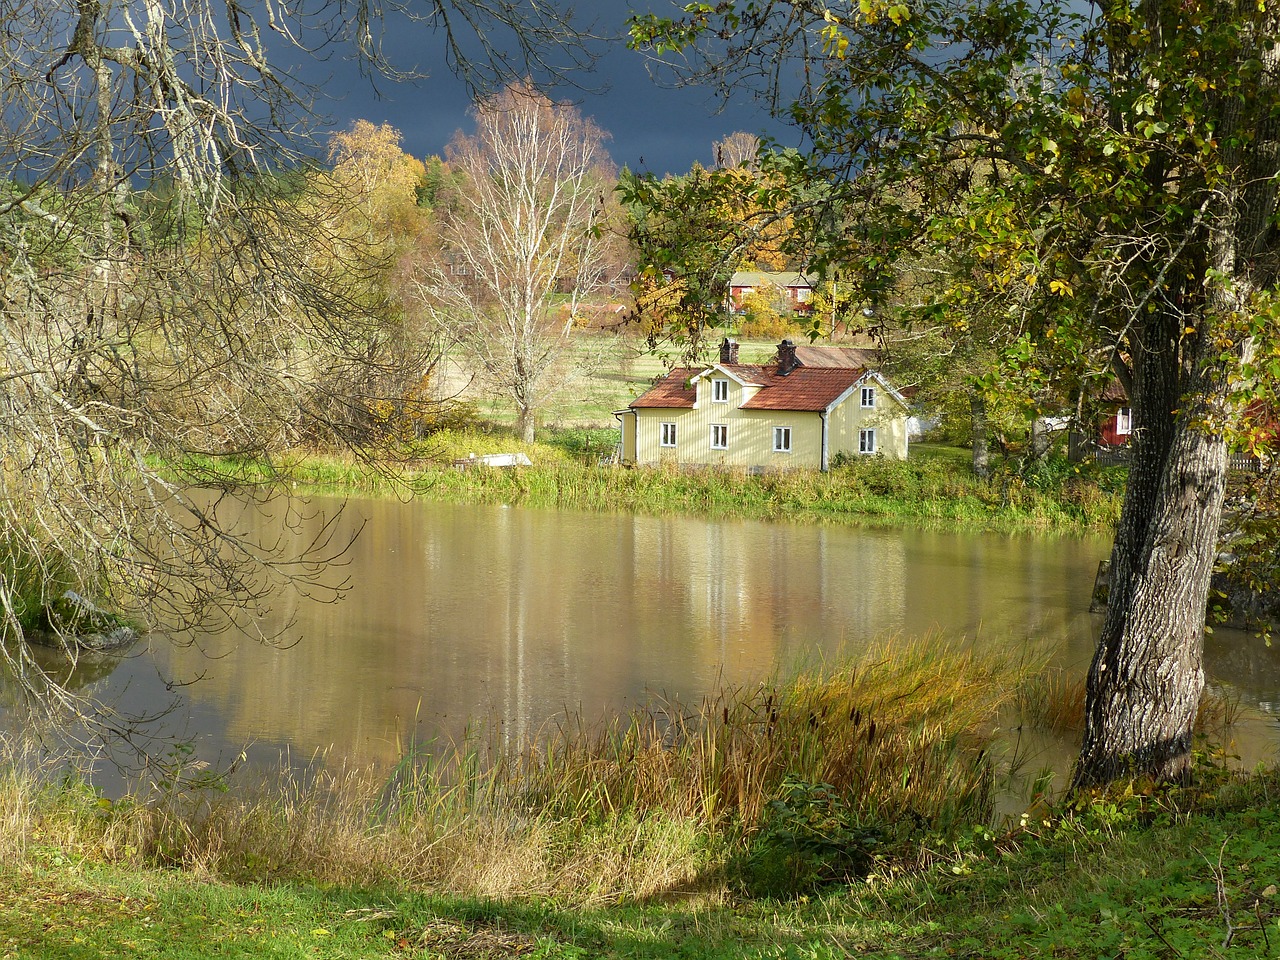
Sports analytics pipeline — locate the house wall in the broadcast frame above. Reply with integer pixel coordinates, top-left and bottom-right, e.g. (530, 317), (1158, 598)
(632, 406), (825, 469)
(1099, 407), (1132, 447)
(615, 410), (637, 462)
(826, 384), (910, 460)
(631, 375), (827, 469)
(628, 373), (908, 469)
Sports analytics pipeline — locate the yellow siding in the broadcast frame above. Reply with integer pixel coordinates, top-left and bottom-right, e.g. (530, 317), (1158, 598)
(827, 384), (910, 460)
(627, 371), (909, 470)
(615, 410), (637, 462)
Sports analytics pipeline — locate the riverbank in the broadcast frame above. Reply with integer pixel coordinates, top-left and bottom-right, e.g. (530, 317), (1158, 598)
(3, 757), (1274, 957)
(177, 430), (1125, 535)
(2, 647), (1265, 958)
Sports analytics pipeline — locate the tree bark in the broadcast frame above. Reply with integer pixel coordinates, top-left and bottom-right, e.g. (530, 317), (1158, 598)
(970, 392), (990, 480)
(516, 405), (536, 444)
(1074, 304), (1234, 786)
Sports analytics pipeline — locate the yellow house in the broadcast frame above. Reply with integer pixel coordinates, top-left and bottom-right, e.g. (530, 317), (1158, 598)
(615, 339), (910, 471)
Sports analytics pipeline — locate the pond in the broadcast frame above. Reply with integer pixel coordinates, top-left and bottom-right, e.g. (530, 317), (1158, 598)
(20, 495), (1280, 779)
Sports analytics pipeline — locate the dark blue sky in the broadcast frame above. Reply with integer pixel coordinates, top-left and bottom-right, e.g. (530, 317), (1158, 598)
(307, 2), (795, 176)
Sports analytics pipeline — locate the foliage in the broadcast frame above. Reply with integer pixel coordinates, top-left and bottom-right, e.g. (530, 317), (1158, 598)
(627, 0), (1280, 784)
(0, 1), (595, 733)
(738, 777), (881, 898)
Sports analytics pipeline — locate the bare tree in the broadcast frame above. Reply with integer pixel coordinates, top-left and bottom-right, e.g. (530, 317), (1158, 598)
(713, 132), (761, 171)
(0, 2), (593, 745)
(412, 81), (619, 442)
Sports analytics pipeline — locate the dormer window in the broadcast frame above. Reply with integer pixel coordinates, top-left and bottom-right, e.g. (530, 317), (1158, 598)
(712, 378), (730, 402)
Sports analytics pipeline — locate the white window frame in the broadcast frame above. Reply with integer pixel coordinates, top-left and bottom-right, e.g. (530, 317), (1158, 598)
(861, 385), (876, 408)
(859, 428), (877, 454)
(710, 423), (728, 449)
(660, 422), (677, 447)
(1116, 407), (1132, 435)
(712, 378), (730, 402)
(773, 426), (792, 453)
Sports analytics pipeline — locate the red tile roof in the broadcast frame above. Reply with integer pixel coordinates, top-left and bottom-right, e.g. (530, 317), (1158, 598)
(629, 368), (698, 408)
(630, 364), (867, 412)
(740, 366), (865, 410)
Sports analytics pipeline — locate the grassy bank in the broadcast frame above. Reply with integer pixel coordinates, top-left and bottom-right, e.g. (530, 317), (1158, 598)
(3, 648), (1265, 958)
(5, 768), (1278, 958)
(174, 432), (1124, 535)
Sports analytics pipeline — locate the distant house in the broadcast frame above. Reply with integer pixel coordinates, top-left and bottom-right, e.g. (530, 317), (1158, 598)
(614, 339), (910, 471)
(1097, 380), (1132, 448)
(1088, 379), (1274, 464)
(728, 271), (816, 315)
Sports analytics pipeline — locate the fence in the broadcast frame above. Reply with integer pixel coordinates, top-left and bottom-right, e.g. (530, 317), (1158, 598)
(1089, 446), (1265, 474)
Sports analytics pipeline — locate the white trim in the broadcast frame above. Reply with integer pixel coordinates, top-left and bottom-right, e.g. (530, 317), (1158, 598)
(854, 370), (910, 409)
(660, 422), (677, 447)
(689, 364), (762, 388)
(773, 425), (792, 453)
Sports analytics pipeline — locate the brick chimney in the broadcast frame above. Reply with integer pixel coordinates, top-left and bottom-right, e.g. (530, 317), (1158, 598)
(719, 338), (739, 365)
(777, 338), (799, 375)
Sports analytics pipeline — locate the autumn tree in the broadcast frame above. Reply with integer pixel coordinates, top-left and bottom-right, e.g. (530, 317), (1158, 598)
(310, 121), (463, 441)
(0, 2), (592, 740)
(631, 0), (1280, 785)
(410, 81), (619, 442)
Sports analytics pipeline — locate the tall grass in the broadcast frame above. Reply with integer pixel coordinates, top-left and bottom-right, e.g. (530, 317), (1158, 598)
(1, 644), (1037, 903)
(159, 434), (1121, 534)
(411, 454), (1120, 533)
(0, 525), (81, 636)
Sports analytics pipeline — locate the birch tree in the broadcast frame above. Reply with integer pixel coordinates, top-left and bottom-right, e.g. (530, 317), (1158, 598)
(0, 2), (591, 734)
(414, 81), (618, 442)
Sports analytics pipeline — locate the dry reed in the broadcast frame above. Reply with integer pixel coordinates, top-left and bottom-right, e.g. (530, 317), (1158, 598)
(1, 643), (1036, 903)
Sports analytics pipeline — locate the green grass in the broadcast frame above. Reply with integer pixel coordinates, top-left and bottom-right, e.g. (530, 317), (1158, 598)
(176, 436), (1120, 535)
(0, 642), (1267, 957)
(4, 762), (1278, 957)
(407, 443), (1120, 533)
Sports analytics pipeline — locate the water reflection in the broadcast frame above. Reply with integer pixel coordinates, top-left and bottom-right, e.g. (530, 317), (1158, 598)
(8, 495), (1278, 776)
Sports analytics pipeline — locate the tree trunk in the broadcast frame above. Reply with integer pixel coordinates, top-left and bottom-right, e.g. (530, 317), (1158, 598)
(516, 405), (536, 444)
(970, 392), (990, 479)
(1073, 308), (1232, 787)
(1030, 416), (1049, 461)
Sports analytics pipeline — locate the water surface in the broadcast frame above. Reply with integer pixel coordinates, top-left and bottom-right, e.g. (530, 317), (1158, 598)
(32, 496), (1280, 774)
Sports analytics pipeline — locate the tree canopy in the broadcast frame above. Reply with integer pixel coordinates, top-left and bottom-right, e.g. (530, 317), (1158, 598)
(406, 81), (620, 442)
(630, 0), (1280, 785)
